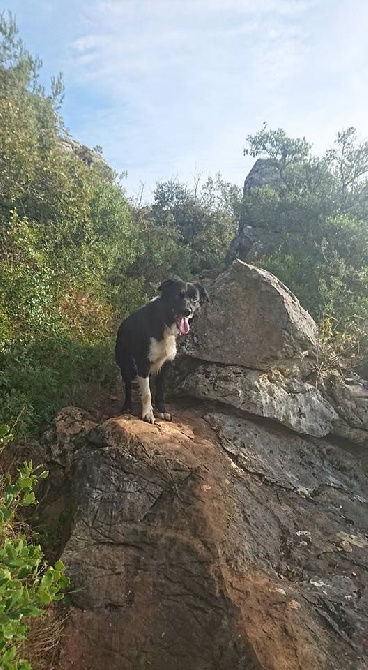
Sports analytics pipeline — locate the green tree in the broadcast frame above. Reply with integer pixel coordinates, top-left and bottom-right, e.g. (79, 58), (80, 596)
(325, 126), (368, 217)
(242, 125), (368, 366)
(136, 173), (242, 283)
(0, 425), (69, 670)
(0, 13), (142, 435)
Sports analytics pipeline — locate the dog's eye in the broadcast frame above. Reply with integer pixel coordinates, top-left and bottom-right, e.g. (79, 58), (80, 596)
(179, 290), (186, 298)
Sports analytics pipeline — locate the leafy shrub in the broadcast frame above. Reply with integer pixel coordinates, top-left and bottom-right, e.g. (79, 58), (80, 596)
(0, 337), (118, 437)
(128, 174), (242, 290)
(0, 424), (69, 670)
(242, 125), (368, 369)
(0, 15), (144, 438)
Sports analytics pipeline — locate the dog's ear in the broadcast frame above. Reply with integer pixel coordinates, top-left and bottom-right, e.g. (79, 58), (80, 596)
(194, 283), (210, 304)
(158, 276), (182, 293)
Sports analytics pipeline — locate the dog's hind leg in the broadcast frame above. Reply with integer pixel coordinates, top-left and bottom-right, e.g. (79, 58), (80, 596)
(115, 331), (134, 414)
(118, 354), (136, 415)
(154, 361), (172, 421)
(122, 375), (133, 414)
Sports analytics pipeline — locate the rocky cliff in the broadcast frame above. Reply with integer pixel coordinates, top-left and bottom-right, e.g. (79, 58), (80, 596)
(37, 404), (367, 670)
(228, 158), (282, 262)
(32, 261), (367, 670)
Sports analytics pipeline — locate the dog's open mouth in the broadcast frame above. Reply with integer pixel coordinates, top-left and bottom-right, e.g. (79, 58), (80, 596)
(177, 317), (190, 335)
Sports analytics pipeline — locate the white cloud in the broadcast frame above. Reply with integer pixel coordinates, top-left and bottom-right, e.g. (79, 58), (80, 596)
(60, 0), (310, 193)
(9, 0), (368, 196)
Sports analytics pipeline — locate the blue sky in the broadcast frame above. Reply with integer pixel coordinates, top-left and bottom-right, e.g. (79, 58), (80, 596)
(5, 0), (368, 201)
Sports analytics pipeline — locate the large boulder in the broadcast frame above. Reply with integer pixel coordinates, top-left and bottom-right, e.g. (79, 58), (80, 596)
(43, 407), (368, 670)
(182, 259), (318, 374)
(178, 260), (368, 443)
(178, 260), (339, 437)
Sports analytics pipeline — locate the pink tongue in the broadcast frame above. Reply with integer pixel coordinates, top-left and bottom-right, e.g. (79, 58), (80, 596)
(179, 317), (190, 335)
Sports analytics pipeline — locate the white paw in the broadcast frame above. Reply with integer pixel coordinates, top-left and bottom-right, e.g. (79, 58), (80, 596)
(156, 412), (172, 422)
(142, 408), (155, 424)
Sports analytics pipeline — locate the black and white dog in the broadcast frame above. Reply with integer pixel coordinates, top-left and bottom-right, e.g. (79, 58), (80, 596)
(115, 277), (208, 424)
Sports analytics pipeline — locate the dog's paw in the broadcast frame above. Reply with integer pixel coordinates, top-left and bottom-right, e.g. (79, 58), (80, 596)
(156, 411), (172, 422)
(142, 408), (155, 424)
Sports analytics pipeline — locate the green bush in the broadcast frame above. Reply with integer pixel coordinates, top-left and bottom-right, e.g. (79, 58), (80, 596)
(0, 424), (69, 670)
(128, 174), (242, 290)
(0, 337), (118, 437)
(243, 125), (368, 368)
(0, 15), (144, 438)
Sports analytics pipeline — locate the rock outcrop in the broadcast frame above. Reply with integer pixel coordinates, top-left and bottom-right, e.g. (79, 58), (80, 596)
(181, 259), (318, 373)
(178, 259), (341, 438)
(177, 259), (368, 445)
(30, 257), (368, 670)
(60, 136), (114, 181)
(325, 373), (368, 446)
(228, 158), (282, 262)
(242, 158), (281, 197)
(180, 364), (337, 437)
(38, 405), (368, 670)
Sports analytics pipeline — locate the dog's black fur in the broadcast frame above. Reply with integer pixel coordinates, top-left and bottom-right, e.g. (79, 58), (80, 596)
(115, 277), (208, 423)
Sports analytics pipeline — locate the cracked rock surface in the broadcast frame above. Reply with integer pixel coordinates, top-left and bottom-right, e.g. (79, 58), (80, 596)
(178, 363), (337, 437)
(43, 406), (368, 670)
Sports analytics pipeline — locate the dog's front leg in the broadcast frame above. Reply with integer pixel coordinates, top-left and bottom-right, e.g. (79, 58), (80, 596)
(137, 373), (155, 424)
(155, 361), (172, 421)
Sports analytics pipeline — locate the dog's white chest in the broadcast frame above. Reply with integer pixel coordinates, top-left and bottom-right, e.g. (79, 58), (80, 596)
(149, 325), (178, 374)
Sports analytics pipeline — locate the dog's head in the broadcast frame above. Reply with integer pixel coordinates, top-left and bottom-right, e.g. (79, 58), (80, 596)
(158, 277), (209, 335)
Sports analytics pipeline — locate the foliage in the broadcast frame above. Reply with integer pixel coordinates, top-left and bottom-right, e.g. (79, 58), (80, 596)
(325, 126), (368, 216)
(0, 13), (144, 436)
(128, 174), (242, 290)
(243, 125), (368, 367)
(0, 424), (69, 670)
(244, 123), (311, 165)
(3, 4), (368, 441)
(0, 338), (118, 436)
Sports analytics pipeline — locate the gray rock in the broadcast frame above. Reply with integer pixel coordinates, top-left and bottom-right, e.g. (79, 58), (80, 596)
(228, 223), (281, 262)
(329, 373), (368, 432)
(42, 406), (97, 466)
(332, 418), (368, 448)
(183, 259), (318, 375)
(204, 412), (367, 499)
(228, 158), (282, 262)
(178, 260), (368, 444)
(177, 260), (337, 437)
(241, 158), (281, 199)
(179, 363), (337, 437)
(51, 408), (368, 670)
